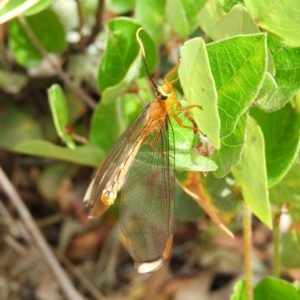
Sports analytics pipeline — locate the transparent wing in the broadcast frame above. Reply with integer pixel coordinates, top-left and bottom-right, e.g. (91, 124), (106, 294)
(84, 104), (151, 217)
(120, 116), (175, 273)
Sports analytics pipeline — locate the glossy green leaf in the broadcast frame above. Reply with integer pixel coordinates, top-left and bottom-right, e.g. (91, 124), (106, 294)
(199, 0), (225, 41)
(257, 37), (300, 112)
(0, 106), (42, 149)
(216, 4), (259, 40)
(231, 117), (272, 229)
(280, 232), (300, 269)
(98, 18), (157, 104)
(9, 9), (66, 67)
(106, 0), (134, 14)
(212, 112), (247, 178)
(218, 0), (244, 13)
(135, 0), (166, 44)
(244, 0), (300, 47)
(269, 155), (300, 208)
(251, 104), (300, 187)
(206, 33), (267, 138)
(231, 279), (246, 300)
(254, 277), (300, 300)
(14, 140), (104, 167)
(179, 38), (220, 149)
(166, 0), (207, 38)
(0, 0), (53, 17)
(48, 84), (75, 149)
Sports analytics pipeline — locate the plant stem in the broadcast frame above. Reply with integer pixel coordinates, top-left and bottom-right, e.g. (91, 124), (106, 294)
(273, 213), (280, 278)
(243, 204), (253, 300)
(74, 0), (85, 51)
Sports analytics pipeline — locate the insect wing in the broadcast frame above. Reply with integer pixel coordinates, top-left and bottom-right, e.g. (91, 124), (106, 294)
(120, 117), (175, 273)
(84, 104), (151, 217)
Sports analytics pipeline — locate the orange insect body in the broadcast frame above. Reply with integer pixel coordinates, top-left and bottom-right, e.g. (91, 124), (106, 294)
(84, 29), (201, 273)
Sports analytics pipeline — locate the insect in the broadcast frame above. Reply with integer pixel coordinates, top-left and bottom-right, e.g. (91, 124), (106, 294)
(84, 28), (202, 273)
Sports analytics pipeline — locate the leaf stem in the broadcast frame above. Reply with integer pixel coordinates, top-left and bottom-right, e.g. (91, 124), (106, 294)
(243, 204), (253, 300)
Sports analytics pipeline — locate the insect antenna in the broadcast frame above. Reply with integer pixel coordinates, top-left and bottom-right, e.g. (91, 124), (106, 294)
(136, 28), (158, 89)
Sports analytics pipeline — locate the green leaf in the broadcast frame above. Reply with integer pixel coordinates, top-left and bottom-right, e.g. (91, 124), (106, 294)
(255, 72), (278, 109)
(231, 117), (272, 229)
(216, 4), (259, 40)
(90, 93), (144, 153)
(206, 33), (267, 138)
(179, 38), (220, 149)
(14, 140), (104, 167)
(166, 0), (207, 38)
(257, 37), (300, 112)
(0, 106), (43, 149)
(48, 84), (75, 150)
(251, 103), (300, 187)
(171, 109), (218, 172)
(176, 171), (238, 222)
(218, 0), (244, 13)
(134, 0), (167, 43)
(213, 112), (247, 178)
(0, 0), (53, 17)
(269, 155), (300, 208)
(280, 232), (300, 269)
(9, 9), (66, 67)
(254, 277), (300, 300)
(98, 18), (157, 104)
(230, 279), (246, 300)
(199, 0), (225, 41)
(106, 0), (135, 14)
(205, 173), (239, 213)
(244, 0), (300, 47)
(175, 183), (204, 222)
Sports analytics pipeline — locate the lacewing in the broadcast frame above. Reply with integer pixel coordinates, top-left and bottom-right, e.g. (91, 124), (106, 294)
(84, 28), (202, 273)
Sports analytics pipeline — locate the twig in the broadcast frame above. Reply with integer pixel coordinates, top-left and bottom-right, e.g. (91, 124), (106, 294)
(17, 15), (97, 109)
(0, 167), (85, 300)
(75, 0), (85, 51)
(0, 0), (38, 23)
(243, 205), (253, 300)
(85, 0), (104, 46)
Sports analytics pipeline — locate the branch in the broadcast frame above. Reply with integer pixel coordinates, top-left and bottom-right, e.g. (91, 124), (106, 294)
(75, 0), (85, 51)
(0, 167), (85, 300)
(85, 0), (104, 46)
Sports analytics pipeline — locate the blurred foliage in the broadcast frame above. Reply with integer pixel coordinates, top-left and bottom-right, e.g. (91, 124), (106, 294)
(1, 0), (300, 299)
